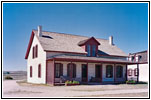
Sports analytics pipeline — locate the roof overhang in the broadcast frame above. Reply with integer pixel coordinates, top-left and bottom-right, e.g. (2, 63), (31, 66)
(25, 31), (35, 59)
(78, 37), (100, 46)
(47, 56), (138, 65)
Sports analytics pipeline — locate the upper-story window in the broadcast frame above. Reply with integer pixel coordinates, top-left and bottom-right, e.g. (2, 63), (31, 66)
(32, 44), (38, 59)
(131, 56), (135, 61)
(92, 45), (96, 57)
(78, 37), (100, 57)
(87, 45), (91, 56)
(138, 55), (142, 61)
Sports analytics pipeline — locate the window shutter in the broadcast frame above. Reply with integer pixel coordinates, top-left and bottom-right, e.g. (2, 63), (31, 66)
(60, 64), (63, 76)
(95, 66), (97, 78)
(36, 45), (38, 58)
(134, 68), (138, 76)
(128, 69), (132, 76)
(73, 64), (76, 78)
(32, 47), (34, 59)
(67, 64), (70, 77)
(38, 64), (41, 78)
(30, 66), (32, 77)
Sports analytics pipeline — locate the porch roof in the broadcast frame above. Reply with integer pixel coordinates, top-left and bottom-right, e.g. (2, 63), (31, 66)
(47, 55), (138, 65)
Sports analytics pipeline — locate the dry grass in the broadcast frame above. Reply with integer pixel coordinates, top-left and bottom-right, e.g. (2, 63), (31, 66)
(4, 90), (42, 94)
(76, 92), (148, 97)
(71, 84), (148, 92)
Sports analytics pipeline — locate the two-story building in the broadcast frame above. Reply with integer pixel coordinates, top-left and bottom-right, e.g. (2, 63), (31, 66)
(25, 26), (137, 86)
(128, 50), (148, 82)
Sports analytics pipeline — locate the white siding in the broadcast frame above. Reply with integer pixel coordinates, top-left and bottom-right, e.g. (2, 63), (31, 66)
(88, 63), (95, 81)
(27, 35), (46, 84)
(139, 64), (148, 82)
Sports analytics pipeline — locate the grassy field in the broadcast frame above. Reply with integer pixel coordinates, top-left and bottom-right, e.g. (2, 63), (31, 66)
(3, 71), (27, 80)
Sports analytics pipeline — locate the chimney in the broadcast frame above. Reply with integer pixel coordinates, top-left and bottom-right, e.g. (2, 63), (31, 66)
(109, 36), (113, 45)
(38, 25), (42, 37)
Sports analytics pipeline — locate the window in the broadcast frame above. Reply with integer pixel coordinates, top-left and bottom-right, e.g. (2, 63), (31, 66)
(32, 47), (34, 59)
(32, 45), (38, 59)
(116, 66), (123, 78)
(128, 69), (132, 76)
(134, 68), (138, 76)
(87, 45), (91, 56)
(38, 64), (41, 78)
(67, 63), (76, 78)
(95, 65), (101, 78)
(35, 45), (38, 57)
(92, 45), (96, 57)
(138, 55), (142, 61)
(106, 65), (113, 78)
(55, 63), (63, 78)
(132, 56), (135, 61)
(30, 66), (32, 77)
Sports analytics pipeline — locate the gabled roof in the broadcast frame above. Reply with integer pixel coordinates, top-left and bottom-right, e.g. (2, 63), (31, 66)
(25, 30), (128, 59)
(25, 31), (34, 59)
(78, 37), (100, 46)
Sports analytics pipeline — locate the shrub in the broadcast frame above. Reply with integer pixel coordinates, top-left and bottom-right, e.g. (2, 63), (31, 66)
(5, 76), (13, 80)
(126, 80), (136, 84)
(138, 81), (148, 84)
(72, 81), (79, 84)
(65, 80), (72, 84)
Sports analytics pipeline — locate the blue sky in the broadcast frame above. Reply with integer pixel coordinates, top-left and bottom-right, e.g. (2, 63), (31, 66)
(3, 3), (148, 71)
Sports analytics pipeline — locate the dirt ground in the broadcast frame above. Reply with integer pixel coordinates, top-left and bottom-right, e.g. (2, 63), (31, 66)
(3, 80), (148, 98)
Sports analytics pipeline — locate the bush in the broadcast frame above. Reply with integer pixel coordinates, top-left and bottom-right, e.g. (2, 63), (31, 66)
(65, 80), (80, 85)
(138, 81), (148, 84)
(5, 76), (13, 80)
(72, 81), (79, 84)
(126, 80), (136, 84)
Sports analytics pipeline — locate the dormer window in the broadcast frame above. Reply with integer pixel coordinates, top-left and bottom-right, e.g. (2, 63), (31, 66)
(78, 37), (100, 57)
(92, 45), (96, 57)
(87, 45), (91, 56)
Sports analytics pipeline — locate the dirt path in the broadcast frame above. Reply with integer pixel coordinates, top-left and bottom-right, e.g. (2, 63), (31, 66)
(3, 80), (148, 97)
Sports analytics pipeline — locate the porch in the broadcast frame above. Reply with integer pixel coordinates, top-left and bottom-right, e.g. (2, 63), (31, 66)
(46, 55), (138, 86)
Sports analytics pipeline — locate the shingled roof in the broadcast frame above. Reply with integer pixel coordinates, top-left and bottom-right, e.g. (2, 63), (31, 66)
(32, 30), (127, 57)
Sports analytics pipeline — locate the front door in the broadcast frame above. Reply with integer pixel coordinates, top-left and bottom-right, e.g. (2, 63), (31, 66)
(82, 64), (88, 82)
(95, 65), (102, 82)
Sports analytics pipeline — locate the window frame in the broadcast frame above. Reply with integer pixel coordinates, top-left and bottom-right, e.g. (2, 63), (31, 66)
(106, 65), (113, 78)
(134, 68), (138, 76)
(35, 45), (38, 58)
(32, 47), (34, 59)
(30, 66), (32, 77)
(116, 66), (123, 78)
(86, 45), (91, 57)
(38, 64), (41, 78)
(92, 45), (96, 57)
(67, 63), (76, 78)
(55, 63), (63, 78)
(128, 69), (133, 76)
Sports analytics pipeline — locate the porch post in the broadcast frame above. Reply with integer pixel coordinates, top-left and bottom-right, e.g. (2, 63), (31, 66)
(125, 64), (128, 81)
(114, 63), (116, 83)
(87, 62), (88, 83)
(53, 59), (55, 86)
(137, 64), (139, 83)
(100, 63), (102, 83)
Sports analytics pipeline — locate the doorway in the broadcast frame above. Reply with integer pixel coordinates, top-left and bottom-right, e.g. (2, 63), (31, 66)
(82, 64), (88, 82)
(95, 64), (102, 82)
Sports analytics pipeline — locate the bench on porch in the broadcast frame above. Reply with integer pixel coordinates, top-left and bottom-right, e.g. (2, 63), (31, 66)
(54, 76), (81, 85)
